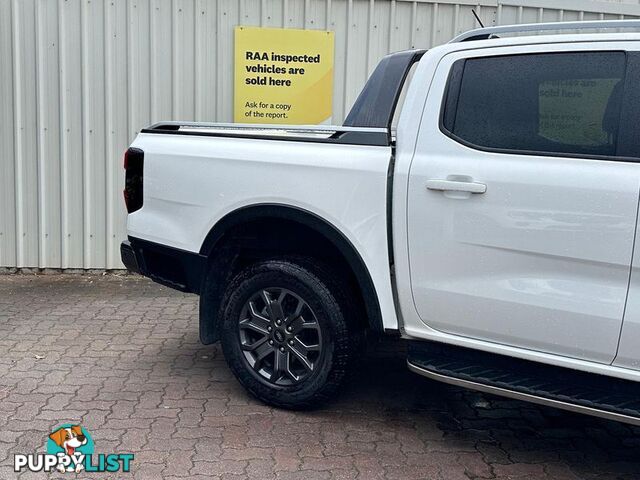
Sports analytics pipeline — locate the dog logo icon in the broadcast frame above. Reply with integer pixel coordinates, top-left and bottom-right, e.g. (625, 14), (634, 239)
(47, 425), (92, 473)
(49, 426), (87, 456)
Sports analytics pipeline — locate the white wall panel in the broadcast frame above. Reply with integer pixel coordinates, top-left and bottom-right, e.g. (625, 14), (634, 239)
(105, 0), (130, 268)
(82, 0), (107, 268)
(59, 0), (84, 268)
(12, 0), (40, 268)
(0, 0), (16, 268)
(2, 0), (639, 269)
(36, 0), (62, 269)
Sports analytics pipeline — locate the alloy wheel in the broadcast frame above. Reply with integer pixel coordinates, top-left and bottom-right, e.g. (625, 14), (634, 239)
(238, 287), (323, 386)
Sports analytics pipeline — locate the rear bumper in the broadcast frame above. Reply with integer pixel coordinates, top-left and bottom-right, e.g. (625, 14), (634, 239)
(120, 237), (206, 294)
(120, 241), (140, 274)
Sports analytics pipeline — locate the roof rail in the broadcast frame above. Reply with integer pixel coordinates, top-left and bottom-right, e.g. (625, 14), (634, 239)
(450, 19), (640, 43)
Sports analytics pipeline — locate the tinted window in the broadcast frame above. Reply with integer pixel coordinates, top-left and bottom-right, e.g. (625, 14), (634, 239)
(442, 52), (626, 157)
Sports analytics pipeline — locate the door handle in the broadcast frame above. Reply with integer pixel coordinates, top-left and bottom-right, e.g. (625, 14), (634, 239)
(426, 179), (486, 194)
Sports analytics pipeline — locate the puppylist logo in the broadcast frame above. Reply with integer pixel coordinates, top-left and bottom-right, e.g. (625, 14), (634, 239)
(14, 424), (134, 474)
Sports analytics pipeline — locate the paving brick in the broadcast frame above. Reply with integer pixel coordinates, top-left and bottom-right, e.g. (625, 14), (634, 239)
(1, 274), (639, 480)
(276, 471), (331, 480)
(163, 450), (196, 477)
(192, 459), (247, 476)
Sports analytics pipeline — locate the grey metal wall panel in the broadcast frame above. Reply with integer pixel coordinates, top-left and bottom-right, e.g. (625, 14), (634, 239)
(2, 0), (640, 269)
(13, 0), (40, 268)
(0, 0), (16, 268)
(59, 0), (84, 269)
(36, 0), (62, 269)
(105, 0), (130, 268)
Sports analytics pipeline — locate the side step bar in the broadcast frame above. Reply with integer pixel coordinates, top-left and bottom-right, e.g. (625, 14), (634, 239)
(407, 342), (640, 426)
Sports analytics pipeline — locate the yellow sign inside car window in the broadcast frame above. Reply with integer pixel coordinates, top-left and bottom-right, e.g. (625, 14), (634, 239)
(234, 26), (334, 124)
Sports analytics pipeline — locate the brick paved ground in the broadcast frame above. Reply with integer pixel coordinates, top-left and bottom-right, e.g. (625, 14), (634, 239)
(1, 274), (639, 480)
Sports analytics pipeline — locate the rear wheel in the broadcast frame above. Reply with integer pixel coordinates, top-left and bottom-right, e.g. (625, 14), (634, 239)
(219, 258), (357, 409)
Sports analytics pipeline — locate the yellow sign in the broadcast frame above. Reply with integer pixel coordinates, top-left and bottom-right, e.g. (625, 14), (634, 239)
(234, 26), (334, 124)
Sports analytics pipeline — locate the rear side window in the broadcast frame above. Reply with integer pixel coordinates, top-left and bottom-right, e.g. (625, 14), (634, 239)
(442, 52), (626, 158)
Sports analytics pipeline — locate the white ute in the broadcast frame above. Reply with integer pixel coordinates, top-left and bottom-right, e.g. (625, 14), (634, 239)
(122, 21), (640, 424)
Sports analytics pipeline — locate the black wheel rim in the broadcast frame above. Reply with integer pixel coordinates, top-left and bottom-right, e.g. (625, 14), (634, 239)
(238, 287), (323, 386)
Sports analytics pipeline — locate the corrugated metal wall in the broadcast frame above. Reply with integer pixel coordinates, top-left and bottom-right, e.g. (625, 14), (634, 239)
(2, 0), (640, 269)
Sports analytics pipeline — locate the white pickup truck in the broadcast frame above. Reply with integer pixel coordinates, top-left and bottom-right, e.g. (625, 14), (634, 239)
(122, 20), (640, 424)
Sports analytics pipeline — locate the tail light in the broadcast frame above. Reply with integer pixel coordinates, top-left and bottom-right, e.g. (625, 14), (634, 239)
(124, 147), (144, 213)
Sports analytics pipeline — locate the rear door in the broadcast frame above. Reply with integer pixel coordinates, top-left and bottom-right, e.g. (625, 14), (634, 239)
(407, 44), (640, 364)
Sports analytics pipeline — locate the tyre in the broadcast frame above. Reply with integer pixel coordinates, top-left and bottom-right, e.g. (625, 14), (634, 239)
(219, 258), (358, 409)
